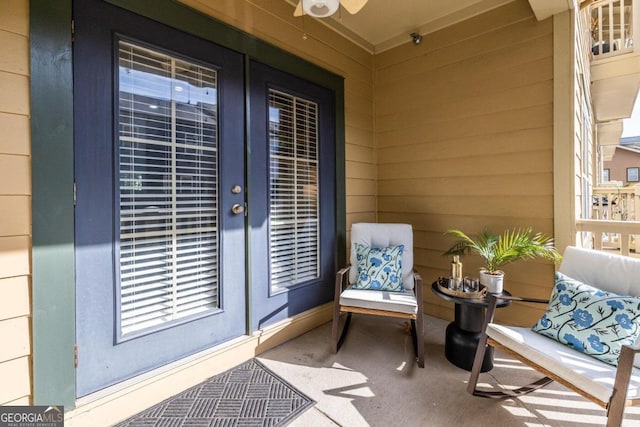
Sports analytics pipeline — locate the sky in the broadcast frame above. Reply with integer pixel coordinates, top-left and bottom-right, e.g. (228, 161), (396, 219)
(622, 93), (640, 138)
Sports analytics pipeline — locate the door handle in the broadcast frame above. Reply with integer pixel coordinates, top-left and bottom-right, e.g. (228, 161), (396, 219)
(231, 204), (245, 215)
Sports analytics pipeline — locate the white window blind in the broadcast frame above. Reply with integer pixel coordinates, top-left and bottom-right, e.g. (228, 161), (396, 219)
(268, 89), (320, 290)
(118, 41), (219, 336)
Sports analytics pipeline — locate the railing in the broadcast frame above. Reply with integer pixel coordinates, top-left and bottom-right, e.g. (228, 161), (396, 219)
(577, 219), (640, 256)
(591, 0), (634, 58)
(586, 185), (640, 255)
(592, 185), (637, 220)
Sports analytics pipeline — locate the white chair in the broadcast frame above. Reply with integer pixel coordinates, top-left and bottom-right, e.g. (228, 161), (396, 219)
(468, 246), (640, 426)
(331, 223), (424, 368)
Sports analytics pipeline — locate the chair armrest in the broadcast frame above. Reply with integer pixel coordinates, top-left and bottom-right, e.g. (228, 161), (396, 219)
(335, 266), (351, 301)
(491, 295), (550, 305)
(483, 294), (550, 330)
(609, 344), (640, 416)
(413, 269), (423, 309)
(617, 344), (640, 370)
(337, 265), (350, 278)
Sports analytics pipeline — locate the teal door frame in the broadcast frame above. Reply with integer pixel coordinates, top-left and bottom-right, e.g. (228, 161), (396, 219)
(31, 0), (345, 408)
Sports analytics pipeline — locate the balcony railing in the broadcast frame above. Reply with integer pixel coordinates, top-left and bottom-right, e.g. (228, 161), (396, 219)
(591, 0), (634, 58)
(577, 219), (640, 256)
(592, 185), (638, 220)
(582, 185), (640, 255)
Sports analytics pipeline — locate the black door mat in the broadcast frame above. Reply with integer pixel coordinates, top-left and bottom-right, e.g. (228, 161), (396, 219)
(114, 358), (315, 427)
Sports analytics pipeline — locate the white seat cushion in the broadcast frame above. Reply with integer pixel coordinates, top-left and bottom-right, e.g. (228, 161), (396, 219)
(339, 287), (417, 315)
(487, 323), (640, 405)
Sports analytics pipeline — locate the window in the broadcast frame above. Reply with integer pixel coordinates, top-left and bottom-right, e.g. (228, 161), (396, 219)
(603, 168), (610, 182)
(118, 40), (220, 336)
(268, 89), (319, 291)
(627, 167), (639, 182)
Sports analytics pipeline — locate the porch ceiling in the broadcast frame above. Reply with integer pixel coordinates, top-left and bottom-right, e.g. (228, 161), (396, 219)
(591, 54), (640, 122)
(598, 121), (624, 160)
(285, 0), (572, 53)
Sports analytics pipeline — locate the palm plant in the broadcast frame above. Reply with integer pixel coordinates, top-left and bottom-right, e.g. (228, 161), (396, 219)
(443, 228), (561, 274)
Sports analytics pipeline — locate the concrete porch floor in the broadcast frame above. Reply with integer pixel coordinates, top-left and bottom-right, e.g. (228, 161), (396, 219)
(257, 314), (640, 427)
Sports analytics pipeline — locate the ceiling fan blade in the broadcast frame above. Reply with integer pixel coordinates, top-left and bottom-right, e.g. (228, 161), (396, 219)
(293, 1), (303, 16)
(340, 0), (368, 14)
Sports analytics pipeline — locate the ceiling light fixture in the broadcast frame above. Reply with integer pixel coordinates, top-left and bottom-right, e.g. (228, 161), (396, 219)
(410, 32), (422, 45)
(302, 0), (340, 18)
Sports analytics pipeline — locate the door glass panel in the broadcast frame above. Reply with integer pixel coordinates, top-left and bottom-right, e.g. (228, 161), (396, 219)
(268, 89), (319, 291)
(118, 41), (219, 337)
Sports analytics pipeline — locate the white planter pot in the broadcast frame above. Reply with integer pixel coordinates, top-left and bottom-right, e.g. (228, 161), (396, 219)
(479, 270), (504, 294)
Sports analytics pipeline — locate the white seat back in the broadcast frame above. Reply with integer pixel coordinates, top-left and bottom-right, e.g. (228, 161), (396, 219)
(559, 246), (640, 297)
(349, 223), (414, 290)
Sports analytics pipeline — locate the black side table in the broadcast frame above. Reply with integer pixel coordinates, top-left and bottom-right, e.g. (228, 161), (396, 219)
(431, 280), (512, 372)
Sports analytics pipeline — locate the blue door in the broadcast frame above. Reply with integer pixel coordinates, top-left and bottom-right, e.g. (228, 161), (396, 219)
(74, 0), (246, 396)
(74, 0), (338, 398)
(248, 61), (336, 329)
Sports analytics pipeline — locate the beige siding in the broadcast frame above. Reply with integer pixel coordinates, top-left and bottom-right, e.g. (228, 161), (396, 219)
(0, 357), (31, 405)
(0, 277), (30, 321)
(374, 0), (556, 326)
(0, 0), (31, 406)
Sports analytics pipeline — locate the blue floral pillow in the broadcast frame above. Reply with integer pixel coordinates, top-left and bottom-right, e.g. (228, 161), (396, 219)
(352, 243), (404, 292)
(531, 271), (640, 366)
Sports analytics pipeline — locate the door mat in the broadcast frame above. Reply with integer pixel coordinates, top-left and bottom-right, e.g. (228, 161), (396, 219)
(114, 358), (315, 427)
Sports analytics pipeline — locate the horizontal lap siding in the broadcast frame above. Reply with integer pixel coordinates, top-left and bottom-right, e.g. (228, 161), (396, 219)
(179, 0), (377, 244)
(0, 0), (32, 405)
(374, 0), (555, 326)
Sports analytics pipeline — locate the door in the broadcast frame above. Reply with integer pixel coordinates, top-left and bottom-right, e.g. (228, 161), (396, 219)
(248, 60), (336, 329)
(74, 0), (246, 396)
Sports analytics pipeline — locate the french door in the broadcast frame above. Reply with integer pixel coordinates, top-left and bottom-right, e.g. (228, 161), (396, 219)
(248, 61), (335, 329)
(74, 0), (336, 397)
(74, 1), (245, 396)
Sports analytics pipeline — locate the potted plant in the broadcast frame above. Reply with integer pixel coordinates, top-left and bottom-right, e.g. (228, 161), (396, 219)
(443, 228), (561, 293)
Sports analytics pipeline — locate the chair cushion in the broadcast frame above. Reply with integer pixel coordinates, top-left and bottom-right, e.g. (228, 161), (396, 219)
(352, 243), (404, 292)
(488, 323), (640, 405)
(349, 223), (414, 290)
(339, 287), (417, 315)
(532, 272), (640, 366)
